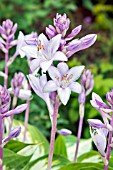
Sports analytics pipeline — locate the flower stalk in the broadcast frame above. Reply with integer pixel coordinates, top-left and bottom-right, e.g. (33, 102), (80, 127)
(47, 96), (59, 170)
(74, 103), (85, 162)
(0, 118), (3, 170)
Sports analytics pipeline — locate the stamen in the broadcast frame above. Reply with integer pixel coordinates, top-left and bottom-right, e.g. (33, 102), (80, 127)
(37, 40), (45, 51)
(55, 76), (59, 81)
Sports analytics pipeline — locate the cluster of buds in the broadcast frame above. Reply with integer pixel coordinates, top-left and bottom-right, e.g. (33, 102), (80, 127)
(46, 13), (97, 58)
(0, 19), (17, 53)
(78, 69), (94, 104)
(9, 72), (32, 101)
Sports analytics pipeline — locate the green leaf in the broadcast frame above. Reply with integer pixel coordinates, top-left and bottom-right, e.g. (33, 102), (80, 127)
(59, 163), (113, 170)
(3, 148), (32, 170)
(77, 151), (102, 163)
(54, 135), (67, 158)
(5, 119), (49, 157)
(24, 154), (70, 170)
(63, 135), (92, 161)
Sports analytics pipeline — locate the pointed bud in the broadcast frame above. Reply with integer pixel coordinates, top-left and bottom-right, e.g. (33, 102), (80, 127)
(106, 88), (113, 107)
(66, 25), (82, 41)
(57, 128), (72, 136)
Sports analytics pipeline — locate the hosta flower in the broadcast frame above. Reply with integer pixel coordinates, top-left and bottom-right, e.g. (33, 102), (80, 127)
(3, 126), (21, 143)
(43, 62), (84, 105)
(106, 88), (113, 107)
(88, 119), (108, 157)
(90, 92), (112, 120)
(22, 33), (67, 73)
(57, 128), (72, 136)
(28, 74), (53, 118)
(8, 72), (31, 100)
(0, 85), (27, 118)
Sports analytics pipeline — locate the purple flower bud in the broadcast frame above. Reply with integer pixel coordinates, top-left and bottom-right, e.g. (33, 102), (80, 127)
(88, 119), (106, 129)
(81, 69), (94, 96)
(66, 25), (82, 41)
(46, 26), (56, 39)
(0, 86), (11, 114)
(57, 128), (72, 136)
(11, 72), (25, 97)
(106, 88), (113, 107)
(3, 126), (21, 143)
(78, 91), (86, 104)
(54, 13), (70, 37)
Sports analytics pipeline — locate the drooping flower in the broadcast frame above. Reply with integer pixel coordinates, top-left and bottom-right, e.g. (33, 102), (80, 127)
(8, 72), (31, 100)
(43, 62), (84, 105)
(57, 128), (72, 136)
(22, 33), (67, 73)
(0, 85), (27, 118)
(88, 119), (108, 157)
(28, 74), (53, 118)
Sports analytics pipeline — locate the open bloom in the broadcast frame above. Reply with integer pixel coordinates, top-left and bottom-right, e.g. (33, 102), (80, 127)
(88, 119), (108, 157)
(8, 72), (31, 100)
(22, 33), (67, 73)
(43, 62), (84, 105)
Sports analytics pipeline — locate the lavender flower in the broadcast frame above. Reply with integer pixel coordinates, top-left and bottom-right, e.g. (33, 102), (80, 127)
(88, 119), (108, 157)
(0, 85), (27, 118)
(0, 19), (17, 53)
(57, 128), (72, 136)
(8, 72), (31, 100)
(46, 13), (97, 58)
(22, 34), (67, 73)
(43, 62), (84, 105)
(3, 126), (21, 143)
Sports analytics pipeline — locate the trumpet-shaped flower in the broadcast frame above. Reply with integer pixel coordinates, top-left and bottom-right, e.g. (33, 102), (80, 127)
(43, 62), (84, 105)
(88, 119), (108, 157)
(22, 34), (67, 73)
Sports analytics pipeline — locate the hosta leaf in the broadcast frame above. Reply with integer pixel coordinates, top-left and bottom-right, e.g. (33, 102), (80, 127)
(63, 135), (92, 161)
(24, 154), (70, 170)
(3, 148), (32, 170)
(59, 163), (113, 170)
(54, 135), (67, 158)
(77, 151), (102, 163)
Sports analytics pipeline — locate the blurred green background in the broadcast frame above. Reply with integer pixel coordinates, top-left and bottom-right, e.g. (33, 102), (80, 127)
(0, 0), (113, 139)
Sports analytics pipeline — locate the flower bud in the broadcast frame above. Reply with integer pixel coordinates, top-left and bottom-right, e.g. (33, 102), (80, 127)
(11, 72), (25, 97)
(57, 128), (72, 136)
(81, 69), (94, 96)
(106, 88), (113, 107)
(0, 85), (11, 114)
(54, 13), (70, 37)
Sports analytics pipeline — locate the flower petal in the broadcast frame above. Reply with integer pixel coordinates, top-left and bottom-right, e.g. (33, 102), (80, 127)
(58, 87), (71, 105)
(57, 62), (69, 76)
(43, 80), (58, 92)
(50, 34), (61, 54)
(69, 82), (82, 93)
(67, 65), (85, 82)
(53, 51), (67, 62)
(21, 45), (37, 58)
(38, 33), (48, 46)
(92, 92), (103, 103)
(40, 60), (53, 73)
(88, 119), (106, 129)
(18, 89), (31, 100)
(90, 127), (106, 157)
(30, 59), (41, 72)
(48, 66), (61, 81)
